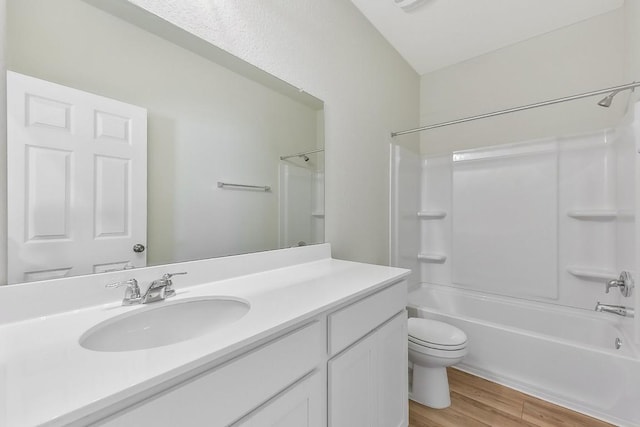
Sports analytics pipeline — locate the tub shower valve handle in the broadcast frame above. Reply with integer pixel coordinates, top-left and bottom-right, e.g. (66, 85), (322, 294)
(605, 271), (634, 297)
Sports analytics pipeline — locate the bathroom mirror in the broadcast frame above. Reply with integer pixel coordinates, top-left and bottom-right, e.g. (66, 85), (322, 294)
(3, 0), (325, 285)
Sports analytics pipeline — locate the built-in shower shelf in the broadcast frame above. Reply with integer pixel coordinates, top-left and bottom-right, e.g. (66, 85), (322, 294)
(312, 212), (325, 218)
(567, 210), (618, 220)
(418, 253), (447, 263)
(567, 266), (616, 281)
(417, 211), (447, 219)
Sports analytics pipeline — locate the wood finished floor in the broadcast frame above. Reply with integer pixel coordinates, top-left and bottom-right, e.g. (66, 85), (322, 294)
(409, 368), (613, 427)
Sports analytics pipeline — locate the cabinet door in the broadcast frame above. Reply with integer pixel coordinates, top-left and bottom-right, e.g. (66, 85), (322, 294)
(236, 371), (323, 427)
(376, 311), (408, 427)
(328, 311), (407, 427)
(328, 331), (377, 427)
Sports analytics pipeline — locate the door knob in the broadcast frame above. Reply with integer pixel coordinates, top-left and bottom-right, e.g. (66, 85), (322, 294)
(133, 243), (146, 253)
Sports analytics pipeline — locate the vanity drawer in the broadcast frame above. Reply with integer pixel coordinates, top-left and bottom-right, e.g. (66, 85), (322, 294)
(102, 321), (322, 427)
(328, 280), (407, 356)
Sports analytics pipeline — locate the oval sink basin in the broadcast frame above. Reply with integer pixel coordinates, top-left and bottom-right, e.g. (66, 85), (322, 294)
(80, 297), (250, 352)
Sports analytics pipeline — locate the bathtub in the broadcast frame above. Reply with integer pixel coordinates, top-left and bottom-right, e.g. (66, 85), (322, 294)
(408, 283), (640, 427)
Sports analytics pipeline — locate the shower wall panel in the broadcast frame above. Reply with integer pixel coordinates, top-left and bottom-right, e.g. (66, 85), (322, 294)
(312, 171), (325, 244)
(419, 154), (452, 286)
(389, 144), (421, 285)
(558, 132), (618, 309)
(451, 142), (559, 300)
(279, 163), (314, 248)
(413, 128), (635, 310)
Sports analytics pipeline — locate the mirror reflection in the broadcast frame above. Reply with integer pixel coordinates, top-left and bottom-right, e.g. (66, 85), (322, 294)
(4, 0), (325, 285)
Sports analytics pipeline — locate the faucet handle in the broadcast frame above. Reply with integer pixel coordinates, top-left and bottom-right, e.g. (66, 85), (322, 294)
(106, 279), (141, 305)
(105, 278), (139, 291)
(161, 272), (187, 298)
(162, 272), (187, 280)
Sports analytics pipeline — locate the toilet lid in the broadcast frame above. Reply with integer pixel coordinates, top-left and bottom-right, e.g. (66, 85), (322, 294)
(408, 339), (468, 355)
(408, 336), (466, 351)
(408, 317), (467, 347)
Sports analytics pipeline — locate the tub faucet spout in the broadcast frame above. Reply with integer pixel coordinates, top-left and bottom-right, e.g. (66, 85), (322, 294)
(595, 302), (635, 318)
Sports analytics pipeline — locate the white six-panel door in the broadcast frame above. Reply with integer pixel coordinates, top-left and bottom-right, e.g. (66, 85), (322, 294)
(6, 71), (147, 283)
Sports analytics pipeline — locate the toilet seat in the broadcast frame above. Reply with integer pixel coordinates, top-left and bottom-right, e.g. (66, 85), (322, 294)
(408, 339), (468, 359)
(409, 336), (466, 351)
(408, 318), (467, 349)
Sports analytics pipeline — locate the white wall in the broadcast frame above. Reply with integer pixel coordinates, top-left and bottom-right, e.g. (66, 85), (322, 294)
(5, 0), (321, 267)
(416, 8), (628, 155)
(0, 0), (6, 284)
(624, 0), (640, 92)
(126, 0), (421, 265)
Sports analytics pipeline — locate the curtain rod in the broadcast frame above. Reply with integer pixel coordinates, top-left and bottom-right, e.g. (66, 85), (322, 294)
(391, 81), (640, 137)
(280, 148), (324, 161)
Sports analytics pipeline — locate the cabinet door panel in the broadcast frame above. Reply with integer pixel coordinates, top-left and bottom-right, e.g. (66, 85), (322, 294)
(237, 371), (323, 427)
(377, 311), (408, 427)
(328, 332), (377, 427)
(328, 310), (408, 427)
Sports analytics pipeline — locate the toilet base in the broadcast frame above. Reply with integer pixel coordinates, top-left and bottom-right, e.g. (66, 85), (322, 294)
(411, 364), (451, 409)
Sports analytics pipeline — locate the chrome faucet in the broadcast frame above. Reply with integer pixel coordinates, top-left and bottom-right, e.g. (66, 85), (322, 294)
(141, 272), (187, 304)
(105, 279), (142, 305)
(595, 302), (635, 318)
(107, 272), (187, 305)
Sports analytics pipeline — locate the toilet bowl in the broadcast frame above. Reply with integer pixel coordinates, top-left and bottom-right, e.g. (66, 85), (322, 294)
(408, 317), (468, 409)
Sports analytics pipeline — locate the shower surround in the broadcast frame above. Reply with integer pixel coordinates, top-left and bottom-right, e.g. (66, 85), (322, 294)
(390, 106), (640, 426)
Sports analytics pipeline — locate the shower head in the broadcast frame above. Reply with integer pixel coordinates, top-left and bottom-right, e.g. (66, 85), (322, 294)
(597, 89), (623, 108)
(597, 93), (615, 108)
(301, 155), (310, 162)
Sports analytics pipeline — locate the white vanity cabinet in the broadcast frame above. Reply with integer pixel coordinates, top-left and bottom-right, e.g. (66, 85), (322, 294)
(327, 282), (408, 427)
(96, 280), (407, 427)
(1, 244), (412, 426)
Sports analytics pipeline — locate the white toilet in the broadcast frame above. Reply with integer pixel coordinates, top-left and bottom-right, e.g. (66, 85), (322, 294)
(408, 317), (468, 409)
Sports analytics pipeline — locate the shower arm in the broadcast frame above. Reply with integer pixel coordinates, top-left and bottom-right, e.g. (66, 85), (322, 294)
(391, 81), (640, 137)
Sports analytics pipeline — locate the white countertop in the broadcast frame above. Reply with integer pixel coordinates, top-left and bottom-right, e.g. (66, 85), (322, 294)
(0, 249), (409, 426)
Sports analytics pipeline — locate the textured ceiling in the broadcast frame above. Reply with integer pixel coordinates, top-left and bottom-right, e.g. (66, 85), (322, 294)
(349, 0), (624, 75)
